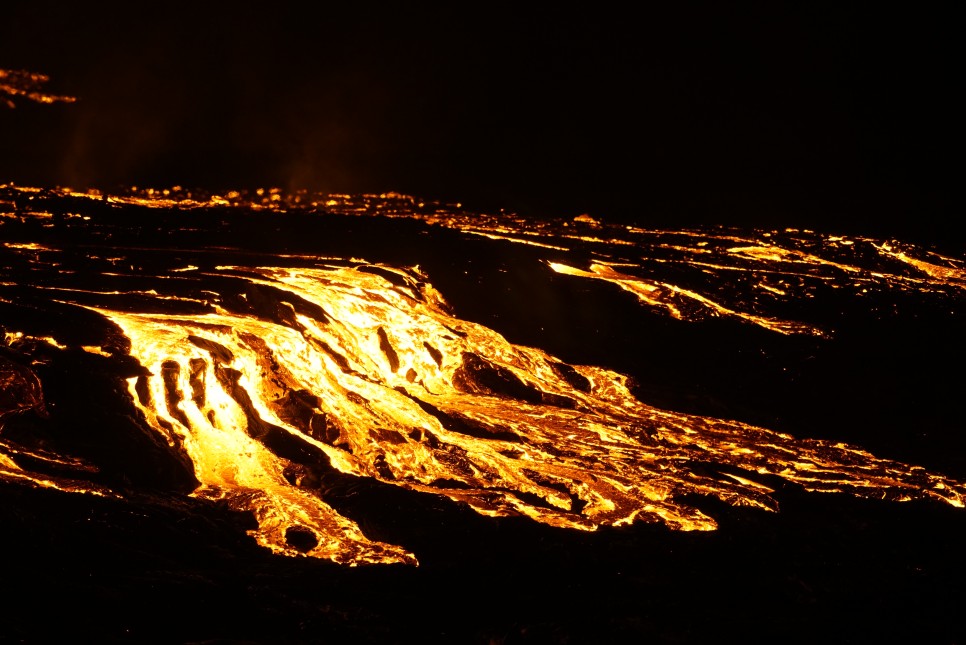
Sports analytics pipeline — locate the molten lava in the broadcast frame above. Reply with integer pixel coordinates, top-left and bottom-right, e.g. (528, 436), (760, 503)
(1, 184), (964, 565)
(0, 68), (76, 108)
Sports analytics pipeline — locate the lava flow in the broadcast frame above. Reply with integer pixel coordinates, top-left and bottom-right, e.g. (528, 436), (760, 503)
(1, 184), (964, 566)
(0, 68), (76, 108)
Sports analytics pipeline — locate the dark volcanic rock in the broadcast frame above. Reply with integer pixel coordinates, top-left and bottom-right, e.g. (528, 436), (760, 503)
(0, 353), (46, 424)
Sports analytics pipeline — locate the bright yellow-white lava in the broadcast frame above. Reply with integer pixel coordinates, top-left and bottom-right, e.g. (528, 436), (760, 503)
(548, 261), (828, 337)
(874, 242), (966, 286)
(74, 264), (965, 565)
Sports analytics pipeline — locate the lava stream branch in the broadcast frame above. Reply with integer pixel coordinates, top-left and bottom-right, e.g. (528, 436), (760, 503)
(60, 264), (965, 564)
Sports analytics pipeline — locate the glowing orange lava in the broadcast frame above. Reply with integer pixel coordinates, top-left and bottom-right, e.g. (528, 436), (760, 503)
(0, 68), (76, 108)
(2, 185), (964, 566)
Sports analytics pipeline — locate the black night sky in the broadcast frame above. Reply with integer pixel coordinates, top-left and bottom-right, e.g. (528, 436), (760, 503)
(1, 4), (960, 242)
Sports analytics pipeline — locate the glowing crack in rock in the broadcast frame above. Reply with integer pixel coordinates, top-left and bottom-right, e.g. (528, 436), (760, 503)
(547, 261), (829, 337)
(0, 352), (111, 496)
(0, 68), (76, 108)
